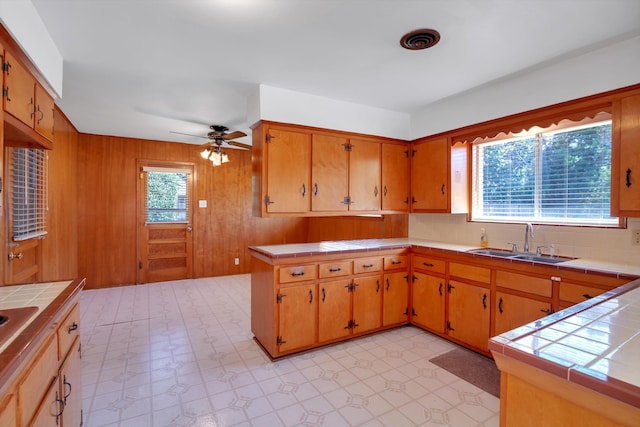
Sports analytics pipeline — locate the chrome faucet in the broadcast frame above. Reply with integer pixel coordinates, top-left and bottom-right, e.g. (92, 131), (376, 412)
(524, 223), (534, 253)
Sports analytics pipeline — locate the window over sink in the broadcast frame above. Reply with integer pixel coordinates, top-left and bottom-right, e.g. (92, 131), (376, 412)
(471, 113), (621, 227)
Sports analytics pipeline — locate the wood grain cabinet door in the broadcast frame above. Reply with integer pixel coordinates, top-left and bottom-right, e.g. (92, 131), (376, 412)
(381, 142), (410, 211)
(411, 272), (445, 334)
(352, 275), (383, 333)
(311, 134), (349, 211)
(411, 137), (449, 211)
(3, 51), (35, 127)
(348, 139), (381, 212)
(382, 271), (409, 326)
(447, 280), (490, 352)
(318, 279), (352, 343)
(277, 283), (317, 353)
(494, 292), (551, 336)
(615, 94), (640, 214)
(34, 83), (55, 141)
(265, 128), (311, 213)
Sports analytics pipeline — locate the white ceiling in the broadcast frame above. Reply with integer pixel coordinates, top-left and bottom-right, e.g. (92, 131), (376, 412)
(30, 0), (640, 146)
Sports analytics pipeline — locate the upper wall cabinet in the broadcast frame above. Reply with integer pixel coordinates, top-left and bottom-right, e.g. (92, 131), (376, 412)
(2, 49), (55, 148)
(381, 142), (410, 212)
(252, 121), (409, 217)
(612, 94), (640, 217)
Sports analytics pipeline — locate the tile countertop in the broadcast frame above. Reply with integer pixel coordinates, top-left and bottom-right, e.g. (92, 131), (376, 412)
(0, 279), (85, 390)
(489, 278), (640, 409)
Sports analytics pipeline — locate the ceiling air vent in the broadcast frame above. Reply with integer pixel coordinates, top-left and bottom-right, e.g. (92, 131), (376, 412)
(400, 29), (441, 50)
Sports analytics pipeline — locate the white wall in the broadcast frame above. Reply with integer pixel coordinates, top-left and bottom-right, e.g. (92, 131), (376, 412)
(0, 0), (63, 97)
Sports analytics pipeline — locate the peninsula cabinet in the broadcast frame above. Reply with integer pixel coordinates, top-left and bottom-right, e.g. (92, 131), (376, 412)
(612, 93), (640, 216)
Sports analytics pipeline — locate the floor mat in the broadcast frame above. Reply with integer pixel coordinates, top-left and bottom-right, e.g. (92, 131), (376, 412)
(429, 347), (501, 398)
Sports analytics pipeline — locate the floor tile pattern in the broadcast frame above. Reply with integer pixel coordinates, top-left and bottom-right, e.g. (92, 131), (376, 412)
(80, 274), (499, 426)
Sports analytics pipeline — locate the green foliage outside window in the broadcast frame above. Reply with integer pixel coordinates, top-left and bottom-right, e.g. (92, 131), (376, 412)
(147, 172), (187, 222)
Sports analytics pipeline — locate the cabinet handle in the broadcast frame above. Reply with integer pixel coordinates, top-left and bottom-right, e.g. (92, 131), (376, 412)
(309, 290), (313, 304)
(423, 262), (434, 267)
(482, 294), (487, 309)
(541, 308), (552, 314)
(291, 271), (305, 277)
(441, 183), (445, 195)
(447, 283), (455, 293)
(362, 263), (374, 268)
(301, 184), (306, 197)
(322, 288), (326, 302)
(68, 322), (78, 334)
(328, 267), (341, 272)
(374, 185), (379, 197)
(54, 391), (64, 425)
(383, 185), (388, 197)
(626, 168), (632, 188)
(313, 183), (319, 196)
(438, 283), (443, 296)
(63, 375), (72, 404)
(386, 278), (390, 292)
(582, 293), (594, 300)
(376, 280), (380, 293)
(391, 260), (402, 265)
(498, 298), (503, 314)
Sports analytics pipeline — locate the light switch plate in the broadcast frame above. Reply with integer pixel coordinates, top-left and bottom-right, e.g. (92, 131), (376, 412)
(633, 230), (640, 246)
(199, 200), (207, 208)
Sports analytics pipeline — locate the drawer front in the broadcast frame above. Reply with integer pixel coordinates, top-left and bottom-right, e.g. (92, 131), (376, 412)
(319, 261), (352, 278)
(353, 257), (382, 274)
(58, 303), (80, 360)
(449, 262), (491, 284)
(384, 255), (408, 270)
(19, 335), (58, 426)
(560, 282), (606, 304)
(279, 265), (316, 283)
(495, 271), (552, 297)
(413, 255), (445, 274)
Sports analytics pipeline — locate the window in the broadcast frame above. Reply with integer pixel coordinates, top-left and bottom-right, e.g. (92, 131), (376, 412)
(143, 166), (191, 223)
(10, 148), (49, 241)
(472, 118), (618, 226)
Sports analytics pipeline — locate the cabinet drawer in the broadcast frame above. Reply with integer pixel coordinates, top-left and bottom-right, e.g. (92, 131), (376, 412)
(319, 261), (351, 278)
(19, 334), (58, 426)
(384, 255), (408, 270)
(58, 303), (80, 360)
(559, 282), (606, 304)
(279, 265), (316, 283)
(449, 262), (490, 284)
(413, 255), (445, 274)
(353, 257), (382, 274)
(495, 271), (552, 297)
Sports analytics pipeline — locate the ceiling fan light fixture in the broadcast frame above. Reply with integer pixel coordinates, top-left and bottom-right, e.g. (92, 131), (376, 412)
(200, 148), (212, 159)
(400, 28), (441, 50)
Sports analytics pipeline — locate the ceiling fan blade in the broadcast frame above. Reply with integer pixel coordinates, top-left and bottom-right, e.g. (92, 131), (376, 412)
(227, 140), (252, 150)
(196, 141), (214, 150)
(223, 130), (247, 140)
(170, 131), (208, 139)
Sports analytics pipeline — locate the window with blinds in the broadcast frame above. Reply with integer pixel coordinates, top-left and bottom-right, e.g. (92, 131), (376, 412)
(143, 166), (191, 223)
(471, 119), (618, 226)
(11, 148), (49, 241)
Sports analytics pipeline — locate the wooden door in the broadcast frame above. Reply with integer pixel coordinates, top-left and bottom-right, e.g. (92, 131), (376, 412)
(312, 134), (349, 211)
(412, 272), (445, 333)
(494, 292), (551, 336)
(4, 51), (35, 127)
(59, 338), (82, 427)
(318, 279), (352, 343)
(381, 142), (410, 211)
(382, 271), (409, 326)
(411, 137), (449, 211)
(352, 274), (382, 333)
(138, 162), (194, 283)
(34, 83), (55, 141)
(278, 283), (317, 353)
(265, 128), (311, 213)
(616, 95), (640, 214)
(447, 280), (490, 351)
(348, 139), (380, 211)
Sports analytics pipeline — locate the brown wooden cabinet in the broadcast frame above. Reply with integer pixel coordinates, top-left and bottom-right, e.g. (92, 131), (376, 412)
(318, 278), (352, 343)
(0, 394), (16, 427)
(494, 291), (552, 336)
(447, 279), (491, 352)
(311, 133), (349, 211)
(352, 274), (383, 333)
(382, 270), (409, 326)
(381, 142), (410, 211)
(411, 271), (446, 333)
(612, 94), (640, 216)
(348, 138), (381, 212)
(411, 137), (449, 211)
(278, 281), (317, 353)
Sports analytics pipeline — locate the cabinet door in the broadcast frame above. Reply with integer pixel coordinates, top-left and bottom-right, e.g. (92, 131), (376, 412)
(381, 143), (410, 211)
(30, 377), (62, 427)
(447, 280), (490, 352)
(616, 94), (640, 214)
(349, 139), (381, 211)
(412, 272), (445, 333)
(35, 83), (55, 141)
(265, 128), (311, 213)
(353, 275), (382, 333)
(411, 137), (449, 211)
(383, 271), (409, 326)
(0, 394), (16, 427)
(59, 338), (82, 427)
(494, 292), (551, 336)
(4, 51), (35, 127)
(278, 283), (317, 353)
(318, 279), (352, 343)
(312, 134), (349, 211)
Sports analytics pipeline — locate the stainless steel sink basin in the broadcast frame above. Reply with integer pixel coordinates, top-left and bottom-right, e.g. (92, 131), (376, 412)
(469, 248), (571, 264)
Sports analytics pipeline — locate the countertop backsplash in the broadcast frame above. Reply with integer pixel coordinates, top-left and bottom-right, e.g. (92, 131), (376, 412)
(409, 213), (640, 266)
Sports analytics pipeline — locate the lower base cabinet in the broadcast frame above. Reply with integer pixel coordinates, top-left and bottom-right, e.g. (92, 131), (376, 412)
(319, 279), (351, 343)
(447, 280), (491, 352)
(382, 271), (409, 326)
(352, 275), (383, 333)
(494, 292), (552, 336)
(277, 282), (317, 354)
(411, 271), (445, 333)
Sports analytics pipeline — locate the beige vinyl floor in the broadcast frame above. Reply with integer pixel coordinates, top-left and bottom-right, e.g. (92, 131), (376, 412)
(79, 274), (499, 427)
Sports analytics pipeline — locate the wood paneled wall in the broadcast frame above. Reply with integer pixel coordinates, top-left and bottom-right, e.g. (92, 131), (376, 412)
(307, 215), (408, 242)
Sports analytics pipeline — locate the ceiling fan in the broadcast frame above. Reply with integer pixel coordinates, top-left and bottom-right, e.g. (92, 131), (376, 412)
(171, 125), (250, 166)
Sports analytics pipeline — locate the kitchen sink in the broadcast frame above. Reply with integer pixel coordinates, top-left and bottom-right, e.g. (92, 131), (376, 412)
(469, 248), (571, 264)
(0, 306), (38, 347)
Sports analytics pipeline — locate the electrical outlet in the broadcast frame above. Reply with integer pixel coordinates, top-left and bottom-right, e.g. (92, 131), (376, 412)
(234, 258), (240, 265)
(633, 230), (640, 246)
